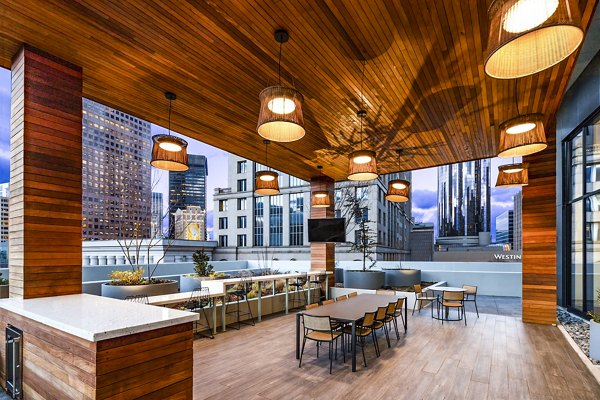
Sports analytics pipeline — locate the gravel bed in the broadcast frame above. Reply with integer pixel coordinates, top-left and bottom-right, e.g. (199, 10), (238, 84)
(557, 308), (600, 365)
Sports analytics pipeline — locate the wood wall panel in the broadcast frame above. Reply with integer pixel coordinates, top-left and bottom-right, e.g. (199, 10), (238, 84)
(9, 45), (83, 298)
(522, 133), (557, 325)
(0, 308), (193, 399)
(310, 177), (335, 285)
(0, 1), (595, 181)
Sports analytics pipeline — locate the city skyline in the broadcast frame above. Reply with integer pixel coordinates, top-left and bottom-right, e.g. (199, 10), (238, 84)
(0, 66), (520, 241)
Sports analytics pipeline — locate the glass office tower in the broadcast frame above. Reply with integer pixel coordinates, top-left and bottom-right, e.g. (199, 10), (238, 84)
(437, 159), (491, 246)
(168, 154), (208, 236)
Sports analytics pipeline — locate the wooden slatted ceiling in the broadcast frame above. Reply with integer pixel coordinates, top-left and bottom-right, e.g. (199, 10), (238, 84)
(0, 0), (595, 181)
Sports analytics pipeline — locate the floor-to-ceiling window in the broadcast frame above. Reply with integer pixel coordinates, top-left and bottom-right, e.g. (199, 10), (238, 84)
(269, 195), (283, 246)
(565, 114), (600, 314)
(289, 193), (303, 246)
(254, 197), (264, 246)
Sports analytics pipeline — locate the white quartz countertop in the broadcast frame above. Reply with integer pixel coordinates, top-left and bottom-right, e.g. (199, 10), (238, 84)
(0, 293), (198, 342)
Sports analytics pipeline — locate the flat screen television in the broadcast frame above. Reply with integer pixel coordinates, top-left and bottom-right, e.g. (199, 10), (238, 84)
(308, 218), (346, 243)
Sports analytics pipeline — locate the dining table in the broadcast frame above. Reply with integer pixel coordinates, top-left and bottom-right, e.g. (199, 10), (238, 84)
(296, 293), (407, 372)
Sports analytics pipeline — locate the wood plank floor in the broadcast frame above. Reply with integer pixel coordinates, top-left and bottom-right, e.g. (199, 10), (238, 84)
(193, 309), (600, 400)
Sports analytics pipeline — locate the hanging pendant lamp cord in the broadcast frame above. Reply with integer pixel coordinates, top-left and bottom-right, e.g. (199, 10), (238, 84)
(265, 141), (268, 167)
(168, 98), (172, 136)
(514, 79), (520, 116)
(278, 41), (282, 86)
(360, 60), (366, 150)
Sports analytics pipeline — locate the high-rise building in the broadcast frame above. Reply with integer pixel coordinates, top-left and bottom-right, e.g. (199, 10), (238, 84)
(513, 191), (522, 251)
(437, 159), (491, 246)
(174, 206), (207, 241)
(151, 192), (163, 238)
(409, 223), (434, 261)
(0, 183), (8, 243)
(496, 210), (514, 247)
(169, 154), (208, 236)
(212, 155), (412, 261)
(82, 99), (152, 240)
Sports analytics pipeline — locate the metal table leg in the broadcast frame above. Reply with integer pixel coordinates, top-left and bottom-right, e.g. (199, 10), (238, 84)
(325, 274), (329, 300)
(404, 297), (408, 333)
(295, 313), (301, 359)
(351, 321), (357, 372)
(212, 297), (217, 335)
(307, 278), (311, 306)
(221, 294), (227, 332)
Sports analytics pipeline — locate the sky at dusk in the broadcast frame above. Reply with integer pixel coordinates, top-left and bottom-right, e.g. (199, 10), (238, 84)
(0, 67), (520, 241)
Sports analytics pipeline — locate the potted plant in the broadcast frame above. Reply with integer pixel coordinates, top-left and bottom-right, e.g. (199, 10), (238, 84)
(589, 289), (600, 361)
(382, 261), (421, 288)
(180, 249), (228, 292)
(0, 272), (8, 298)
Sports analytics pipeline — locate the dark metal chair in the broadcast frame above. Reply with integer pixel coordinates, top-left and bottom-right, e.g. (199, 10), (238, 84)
(225, 276), (255, 330)
(436, 290), (467, 325)
(184, 287), (214, 339)
(309, 273), (327, 303)
(289, 272), (308, 310)
(299, 314), (344, 374)
(124, 295), (149, 304)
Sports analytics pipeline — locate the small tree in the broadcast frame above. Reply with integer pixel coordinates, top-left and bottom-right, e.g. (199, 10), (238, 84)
(350, 209), (378, 271)
(193, 249), (214, 277)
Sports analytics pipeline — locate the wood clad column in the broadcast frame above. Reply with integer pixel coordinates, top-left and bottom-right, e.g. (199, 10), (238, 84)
(309, 176), (335, 283)
(9, 45), (83, 298)
(522, 132), (556, 324)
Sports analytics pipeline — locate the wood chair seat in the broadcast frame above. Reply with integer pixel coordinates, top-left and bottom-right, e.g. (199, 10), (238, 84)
(341, 325), (373, 337)
(442, 301), (463, 307)
(306, 330), (342, 342)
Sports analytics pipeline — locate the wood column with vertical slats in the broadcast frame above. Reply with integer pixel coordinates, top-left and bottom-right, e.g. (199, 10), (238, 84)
(9, 45), (83, 298)
(522, 132), (556, 324)
(309, 177), (335, 283)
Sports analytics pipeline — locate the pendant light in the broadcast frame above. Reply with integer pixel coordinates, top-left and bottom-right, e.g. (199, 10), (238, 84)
(385, 150), (411, 203)
(348, 61), (378, 181)
(496, 162), (529, 187)
(150, 92), (189, 172)
(255, 140), (280, 195)
(485, 0), (583, 79)
(257, 30), (305, 142)
(498, 81), (547, 158)
(311, 166), (330, 208)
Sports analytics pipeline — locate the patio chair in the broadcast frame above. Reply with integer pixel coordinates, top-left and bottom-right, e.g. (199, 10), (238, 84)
(390, 298), (405, 338)
(412, 284), (436, 315)
(342, 311), (379, 367)
(322, 299), (335, 305)
(462, 284), (479, 317)
(299, 314), (344, 374)
(306, 303), (319, 311)
(124, 295), (149, 304)
(384, 301), (400, 340)
(309, 273), (327, 303)
(335, 295), (347, 301)
(376, 289), (395, 295)
(347, 292), (358, 298)
(225, 276), (255, 330)
(289, 272), (308, 310)
(373, 305), (391, 349)
(184, 287), (214, 339)
(437, 290), (467, 326)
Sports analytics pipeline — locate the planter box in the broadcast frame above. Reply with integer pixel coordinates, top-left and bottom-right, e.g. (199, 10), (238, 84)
(343, 270), (385, 290)
(180, 275), (209, 293)
(0, 285), (8, 298)
(101, 280), (179, 300)
(591, 320), (600, 361)
(383, 269), (421, 287)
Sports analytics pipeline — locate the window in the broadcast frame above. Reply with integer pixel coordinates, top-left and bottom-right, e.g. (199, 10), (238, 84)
(355, 207), (368, 223)
(356, 186), (368, 201)
(270, 195), (283, 246)
(289, 193), (304, 246)
(237, 160), (247, 174)
(218, 217), (228, 230)
(218, 200), (227, 212)
(289, 176), (307, 187)
(237, 216), (247, 229)
(237, 234), (247, 247)
(564, 114), (600, 315)
(254, 197), (264, 246)
(218, 235), (228, 247)
(237, 179), (247, 192)
(237, 198), (247, 210)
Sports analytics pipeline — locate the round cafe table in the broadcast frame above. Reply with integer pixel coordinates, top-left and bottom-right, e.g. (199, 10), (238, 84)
(425, 287), (467, 320)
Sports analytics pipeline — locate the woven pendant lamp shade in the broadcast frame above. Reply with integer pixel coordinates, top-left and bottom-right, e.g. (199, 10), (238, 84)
(311, 190), (331, 208)
(485, 0), (583, 79)
(496, 163), (529, 187)
(255, 170), (280, 195)
(498, 114), (547, 157)
(348, 150), (378, 181)
(385, 179), (410, 203)
(257, 86), (305, 142)
(151, 135), (189, 171)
